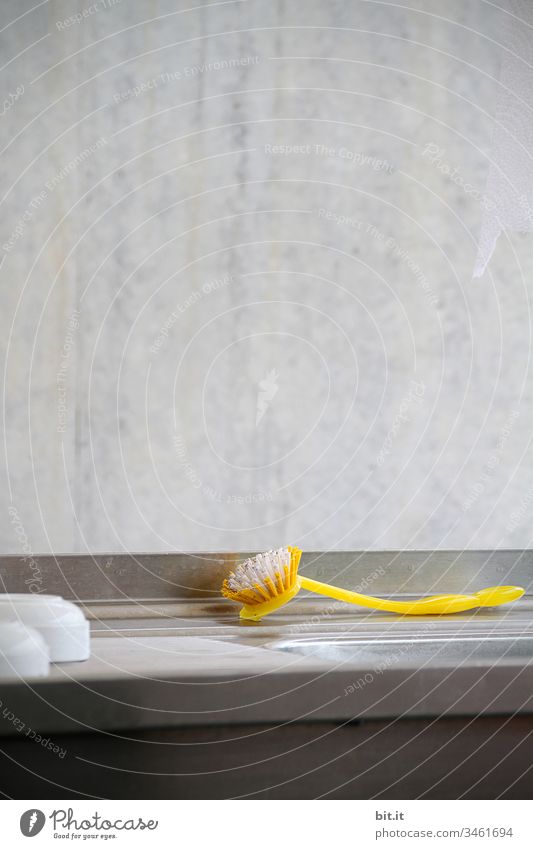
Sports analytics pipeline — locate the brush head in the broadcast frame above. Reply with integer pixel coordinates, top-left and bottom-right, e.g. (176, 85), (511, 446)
(222, 546), (302, 620)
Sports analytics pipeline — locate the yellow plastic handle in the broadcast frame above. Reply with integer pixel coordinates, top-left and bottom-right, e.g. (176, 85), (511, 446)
(299, 577), (524, 615)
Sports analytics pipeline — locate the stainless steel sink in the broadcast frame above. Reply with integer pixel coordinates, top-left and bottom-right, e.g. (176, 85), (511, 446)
(267, 633), (533, 665)
(267, 605), (533, 667)
(1, 550), (533, 736)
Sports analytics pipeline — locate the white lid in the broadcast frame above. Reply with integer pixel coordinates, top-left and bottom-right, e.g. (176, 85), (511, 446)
(0, 621), (49, 678)
(0, 594), (86, 627)
(0, 594), (90, 662)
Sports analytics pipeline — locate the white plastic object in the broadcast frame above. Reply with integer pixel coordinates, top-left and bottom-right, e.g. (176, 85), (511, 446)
(0, 621), (50, 678)
(0, 594), (90, 662)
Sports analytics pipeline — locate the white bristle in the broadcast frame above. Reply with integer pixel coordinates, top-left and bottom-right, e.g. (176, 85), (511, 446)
(226, 547), (290, 593)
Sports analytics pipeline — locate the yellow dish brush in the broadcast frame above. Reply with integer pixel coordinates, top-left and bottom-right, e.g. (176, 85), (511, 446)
(222, 546), (524, 621)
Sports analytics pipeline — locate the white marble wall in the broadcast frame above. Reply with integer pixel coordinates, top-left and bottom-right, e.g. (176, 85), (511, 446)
(2, 0), (533, 555)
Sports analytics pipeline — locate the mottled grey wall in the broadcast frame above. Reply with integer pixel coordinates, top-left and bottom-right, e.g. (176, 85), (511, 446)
(2, 0), (533, 555)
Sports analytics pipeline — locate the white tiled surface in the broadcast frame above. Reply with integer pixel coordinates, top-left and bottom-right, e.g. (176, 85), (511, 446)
(2, 0), (533, 555)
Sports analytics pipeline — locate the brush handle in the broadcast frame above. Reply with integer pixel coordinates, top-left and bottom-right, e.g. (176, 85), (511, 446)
(298, 577), (524, 615)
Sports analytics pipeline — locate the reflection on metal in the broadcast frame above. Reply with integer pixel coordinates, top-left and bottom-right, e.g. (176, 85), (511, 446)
(0, 549), (532, 601)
